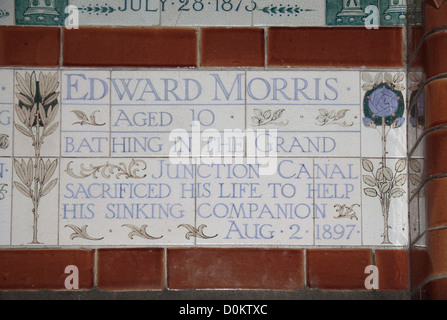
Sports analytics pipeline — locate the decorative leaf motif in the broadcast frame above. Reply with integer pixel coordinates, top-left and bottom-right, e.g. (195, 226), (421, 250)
(374, 73), (383, 85)
(364, 188), (378, 197)
(362, 159), (374, 172)
(409, 159), (422, 172)
(363, 175), (376, 187)
(13, 181), (31, 198)
(395, 159), (406, 172)
(395, 173), (407, 186)
(384, 73), (393, 85)
(393, 73), (405, 83)
(41, 178), (58, 197)
(391, 188), (406, 198)
(409, 173), (422, 186)
(362, 73), (374, 83)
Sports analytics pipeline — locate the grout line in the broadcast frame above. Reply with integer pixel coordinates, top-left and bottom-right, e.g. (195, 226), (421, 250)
(93, 248), (98, 288)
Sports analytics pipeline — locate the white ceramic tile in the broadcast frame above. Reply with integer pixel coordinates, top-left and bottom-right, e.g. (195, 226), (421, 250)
(246, 71), (361, 157)
(160, 0), (252, 26)
(409, 195), (419, 244)
(253, 0), (325, 26)
(13, 70), (60, 157)
(59, 157), (195, 246)
(313, 158), (362, 246)
(361, 71), (407, 158)
(0, 1), (14, 26)
(361, 157), (408, 246)
(196, 158), (315, 246)
(408, 157), (423, 197)
(0, 157), (12, 245)
(11, 157), (59, 245)
(111, 71), (245, 158)
(61, 70), (110, 157)
(69, 0), (160, 26)
(0, 69), (13, 157)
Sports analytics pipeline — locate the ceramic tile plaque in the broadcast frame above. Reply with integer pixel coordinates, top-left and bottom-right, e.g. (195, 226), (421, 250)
(0, 68), (409, 247)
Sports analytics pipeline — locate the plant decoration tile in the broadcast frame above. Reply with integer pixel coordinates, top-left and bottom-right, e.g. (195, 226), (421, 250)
(361, 157), (408, 245)
(59, 157), (195, 246)
(15, 0), (68, 26)
(11, 69), (61, 245)
(110, 71), (245, 158)
(246, 71), (361, 158)
(361, 71), (407, 158)
(0, 1), (14, 25)
(69, 0), (160, 26)
(61, 70), (111, 157)
(379, 0), (406, 26)
(253, 0), (326, 26)
(326, 0), (379, 26)
(160, 0), (253, 26)
(14, 70), (60, 158)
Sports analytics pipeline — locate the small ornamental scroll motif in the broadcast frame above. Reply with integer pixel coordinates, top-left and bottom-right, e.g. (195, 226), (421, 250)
(122, 224), (163, 240)
(65, 224), (104, 241)
(316, 109), (354, 127)
(65, 159), (147, 180)
(334, 204), (360, 220)
(251, 108), (288, 126)
(71, 110), (105, 127)
(178, 224), (217, 240)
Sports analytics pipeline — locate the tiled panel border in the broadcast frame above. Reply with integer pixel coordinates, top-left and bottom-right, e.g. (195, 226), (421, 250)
(1, 0), (410, 27)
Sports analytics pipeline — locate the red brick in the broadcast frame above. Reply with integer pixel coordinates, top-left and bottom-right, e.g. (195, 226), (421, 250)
(201, 28), (264, 67)
(268, 27), (403, 68)
(167, 249), (303, 290)
(97, 248), (164, 290)
(63, 27), (197, 67)
(306, 249), (372, 290)
(0, 250), (94, 290)
(375, 250), (409, 290)
(410, 245), (430, 290)
(0, 26), (60, 67)
(421, 278), (447, 300)
(423, 31), (447, 79)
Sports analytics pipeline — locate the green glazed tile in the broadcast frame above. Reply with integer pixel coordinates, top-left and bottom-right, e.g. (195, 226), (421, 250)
(15, 0), (68, 26)
(380, 0), (406, 25)
(326, 0), (378, 26)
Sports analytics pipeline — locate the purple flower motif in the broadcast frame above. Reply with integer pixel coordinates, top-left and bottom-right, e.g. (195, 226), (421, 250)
(363, 117), (376, 128)
(392, 117), (405, 128)
(368, 88), (399, 117)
